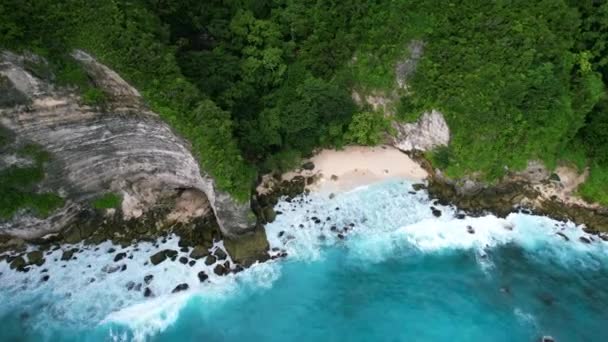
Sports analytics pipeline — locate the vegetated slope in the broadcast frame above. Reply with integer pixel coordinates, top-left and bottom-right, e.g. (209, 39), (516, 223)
(1, 0), (606, 204)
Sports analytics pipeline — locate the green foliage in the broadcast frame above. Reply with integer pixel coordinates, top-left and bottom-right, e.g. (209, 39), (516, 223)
(191, 101), (256, 201)
(0, 141), (64, 219)
(579, 98), (608, 164)
(429, 146), (453, 171)
(82, 88), (106, 106)
(92, 193), (122, 210)
(396, 96), (426, 123)
(261, 149), (301, 173)
(578, 164), (608, 206)
(345, 111), (391, 146)
(2, 0), (608, 205)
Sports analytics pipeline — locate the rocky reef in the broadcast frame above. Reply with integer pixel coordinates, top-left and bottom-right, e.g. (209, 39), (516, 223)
(0, 51), (262, 257)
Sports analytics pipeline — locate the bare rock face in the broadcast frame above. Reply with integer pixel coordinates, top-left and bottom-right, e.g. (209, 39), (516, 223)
(392, 110), (450, 152)
(0, 50), (254, 239)
(395, 40), (424, 90)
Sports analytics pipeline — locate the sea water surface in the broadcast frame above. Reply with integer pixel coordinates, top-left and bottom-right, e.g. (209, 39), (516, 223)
(1, 180), (607, 341)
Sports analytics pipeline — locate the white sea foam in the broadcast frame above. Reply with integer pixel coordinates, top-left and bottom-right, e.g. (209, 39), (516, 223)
(1, 179), (606, 340)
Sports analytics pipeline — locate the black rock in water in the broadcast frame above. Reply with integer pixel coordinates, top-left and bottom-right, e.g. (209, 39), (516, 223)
(431, 207), (442, 217)
(213, 248), (227, 260)
(179, 256), (188, 264)
(579, 236), (591, 244)
(213, 264), (228, 276)
(61, 248), (78, 261)
(198, 271), (208, 282)
(556, 232), (569, 241)
(205, 255), (217, 266)
(188, 260), (196, 266)
(467, 226), (475, 234)
(41, 275), (50, 282)
(144, 287), (153, 297)
(150, 249), (178, 265)
(114, 252), (127, 262)
(172, 283), (189, 293)
(144, 274), (154, 284)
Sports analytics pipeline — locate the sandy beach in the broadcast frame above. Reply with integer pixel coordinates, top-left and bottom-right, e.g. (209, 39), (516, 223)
(281, 145), (428, 193)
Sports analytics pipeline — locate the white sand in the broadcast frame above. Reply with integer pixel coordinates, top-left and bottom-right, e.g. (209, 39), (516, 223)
(283, 145), (428, 193)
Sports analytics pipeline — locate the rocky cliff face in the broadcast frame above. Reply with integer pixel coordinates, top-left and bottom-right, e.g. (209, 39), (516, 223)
(391, 110), (450, 152)
(0, 50), (254, 239)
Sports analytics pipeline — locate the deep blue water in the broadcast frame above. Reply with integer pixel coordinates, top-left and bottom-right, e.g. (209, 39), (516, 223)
(1, 180), (607, 341)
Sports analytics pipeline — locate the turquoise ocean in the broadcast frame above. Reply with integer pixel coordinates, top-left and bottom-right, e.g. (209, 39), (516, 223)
(1, 180), (607, 341)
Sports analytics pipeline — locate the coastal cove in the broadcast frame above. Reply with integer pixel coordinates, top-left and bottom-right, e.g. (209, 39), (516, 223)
(1, 179), (607, 341)
(3, 2), (608, 340)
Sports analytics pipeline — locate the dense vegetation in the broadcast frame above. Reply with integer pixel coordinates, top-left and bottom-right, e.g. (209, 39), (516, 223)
(0, 0), (607, 205)
(0, 127), (64, 219)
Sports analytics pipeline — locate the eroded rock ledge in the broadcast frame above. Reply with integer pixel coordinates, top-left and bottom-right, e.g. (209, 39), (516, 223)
(407, 152), (608, 237)
(0, 50), (255, 242)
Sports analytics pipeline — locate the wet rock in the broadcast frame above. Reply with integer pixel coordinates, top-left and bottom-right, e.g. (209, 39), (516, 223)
(134, 283), (142, 291)
(301, 161), (315, 170)
(9, 256), (25, 270)
(178, 256), (188, 264)
(188, 260), (196, 266)
(172, 283), (189, 293)
(467, 226), (475, 234)
(180, 247), (189, 253)
(213, 248), (228, 260)
(126, 281), (135, 291)
(579, 236), (591, 244)
(556, 232), (569, 241)
(144, 287), (153, 297)
(107, 248), (116, 254)
(189, 245), (208, 259)
(144, 274), (154, 285)
(263, 206), (276, 223)
(205, 255), (217, 266)
(150, 249), (177, 265)
(213, 264), (228, 276)
(412, 183), (426, 191)
(60, 248), (77, 261)
(197, 271), (208, 282)
(114, 252), (127, 262)
(102, 264), (121, 273)
(26, 250), (44, 266)
(431, 207), (442, 217)
(41, 275), (50, 282)
(223, 228), (270, 267)
(456, 213), (466, 219)
(278, 231), (285, 238)
(337, 233), (345, 240)
(120, 264), (127, 272)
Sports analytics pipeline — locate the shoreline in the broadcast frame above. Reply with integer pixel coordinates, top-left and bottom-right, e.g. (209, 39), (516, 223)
(263, 145), (428, 195)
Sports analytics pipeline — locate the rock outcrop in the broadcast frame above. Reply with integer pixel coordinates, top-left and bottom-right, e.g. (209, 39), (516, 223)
(0, 50), (254, 239)
(392, 110), (450, 151)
